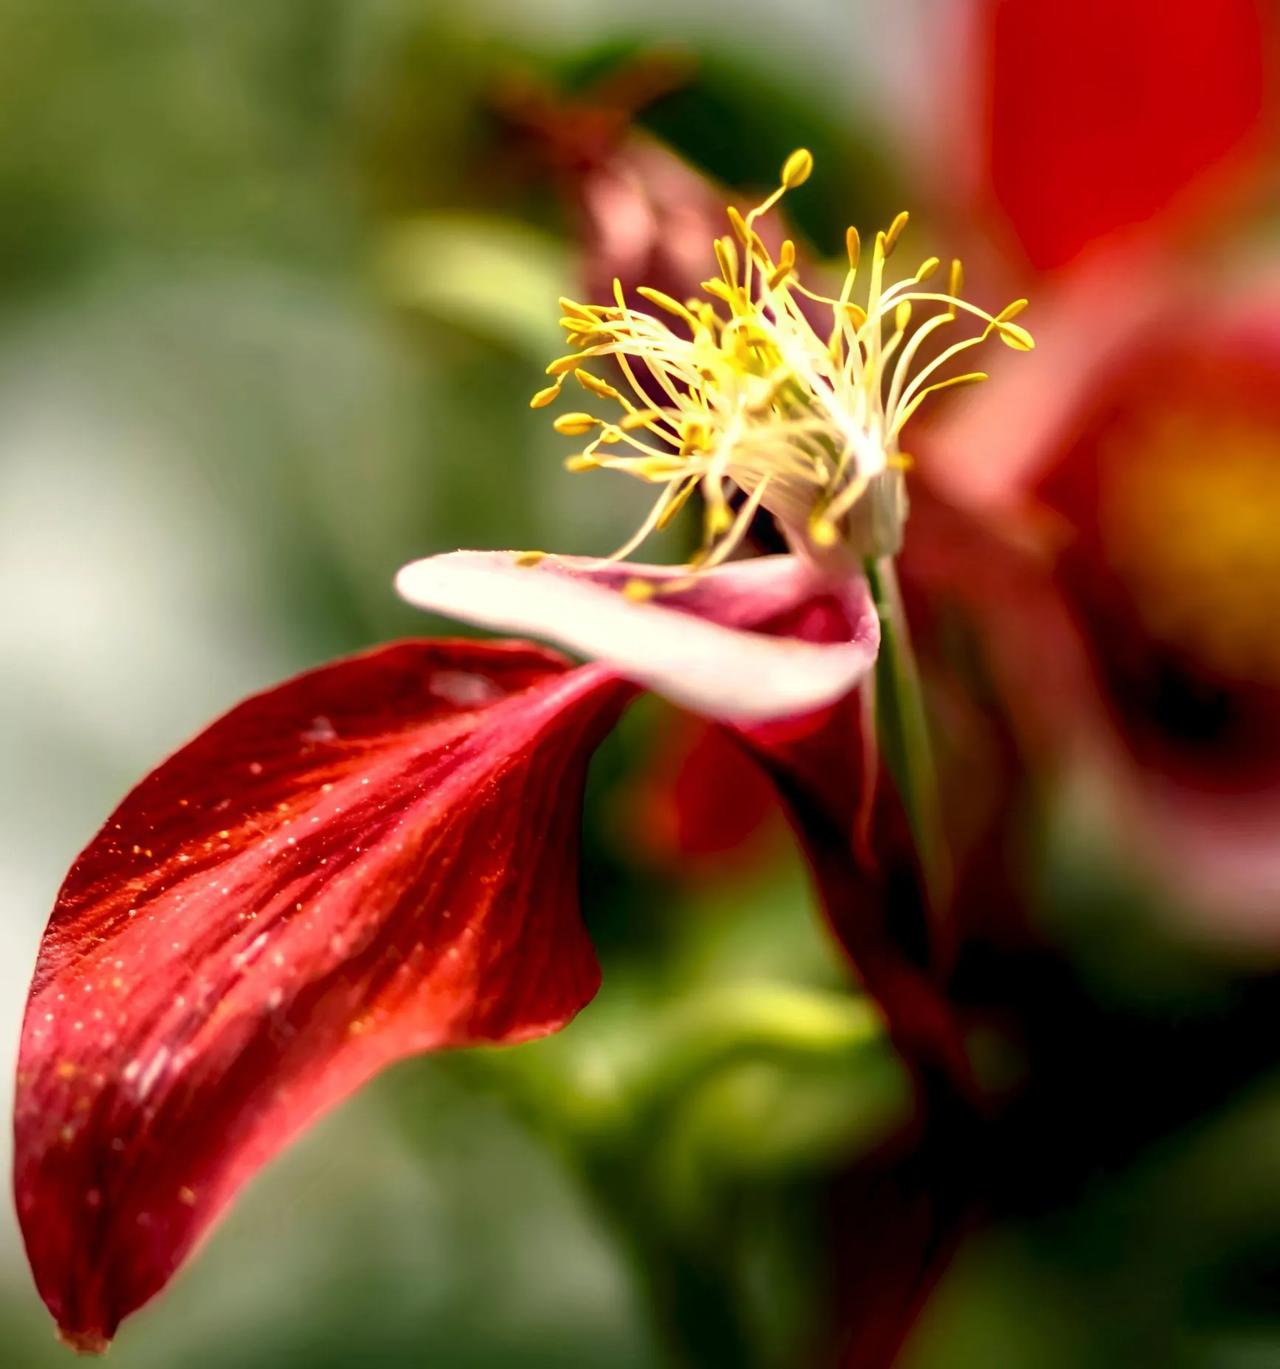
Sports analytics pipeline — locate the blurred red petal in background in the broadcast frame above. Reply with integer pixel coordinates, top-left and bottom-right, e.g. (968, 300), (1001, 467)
(495, 57), (728, 306)
(1030, 290), (1280, 929)
(620, 709), (783, 875)
(980, 0), (1271, 270)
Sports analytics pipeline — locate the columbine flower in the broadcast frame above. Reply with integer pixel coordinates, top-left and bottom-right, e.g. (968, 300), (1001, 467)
(15, 151), (1029, 1353)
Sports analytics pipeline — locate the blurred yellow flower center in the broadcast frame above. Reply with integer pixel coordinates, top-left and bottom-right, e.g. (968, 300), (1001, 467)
(533, 148), (1033, 574)
(1102, 408), (1280, 685)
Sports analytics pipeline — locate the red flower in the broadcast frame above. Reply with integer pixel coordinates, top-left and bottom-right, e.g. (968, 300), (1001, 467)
(17, 141), (1033, 1354)
(976, 0), (1270, 272)
(17, 552), (950, 1352)
(897, 0), (1280, 943)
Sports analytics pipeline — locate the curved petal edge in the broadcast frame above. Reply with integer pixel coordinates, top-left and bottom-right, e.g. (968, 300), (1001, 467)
(15, 639), (631, 1349)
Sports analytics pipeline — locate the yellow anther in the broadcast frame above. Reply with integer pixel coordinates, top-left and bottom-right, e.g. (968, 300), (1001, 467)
(622, 579), (656, 602)
(546, 354), (582, 377)
(514, 550), (547, 567)
(714, 236), (739, 284)
(706, 501), (733, 536)
(990, 299), (1034, 350)
(780, 147), (814, 189)
(530, 382), (563, 409)
(997, 321), (1035, 351)
(553, 412), (600, 436)
(564, 454), (601, 472)
(636, 286), (697, 325)
(915, 256), (940, 281)
(884, 211), (910, 255)
(621, 409), (663, 430)
(933, 369), (988, 391)
(726, 205), (752, 244)
(575, 370), (622, 400)
(679, 420), (710, 454)
(559, 297), (598, 320)
(895, 300), (913, 331)
(846, 226), (861, 272)
(809, 514), (839, 548)
(949, 258), (964, 296)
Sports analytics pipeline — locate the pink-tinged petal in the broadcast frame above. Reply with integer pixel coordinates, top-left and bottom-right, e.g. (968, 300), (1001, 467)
(15, 640), (632, 1350)
(980, 0), (1270, 270)
(395, 552), (879, 722)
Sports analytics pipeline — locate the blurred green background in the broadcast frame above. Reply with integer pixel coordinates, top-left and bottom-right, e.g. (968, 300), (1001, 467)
(1, 3), (1277, 1367)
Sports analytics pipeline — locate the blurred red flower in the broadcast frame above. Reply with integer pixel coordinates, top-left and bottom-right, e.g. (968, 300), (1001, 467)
(928, 0), (1280, 936)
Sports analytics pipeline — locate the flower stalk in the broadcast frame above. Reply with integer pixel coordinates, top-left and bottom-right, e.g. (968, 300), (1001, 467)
(866, 555), (952, 967)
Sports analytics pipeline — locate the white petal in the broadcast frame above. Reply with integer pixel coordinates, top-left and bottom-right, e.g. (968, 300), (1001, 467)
(395, 552), (879, 722)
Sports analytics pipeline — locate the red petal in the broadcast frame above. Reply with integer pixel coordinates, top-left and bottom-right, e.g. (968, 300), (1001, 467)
(15, 640), (631, 1348)
(828, 1098), (981, 1369)
(983, 0), (1269, 269)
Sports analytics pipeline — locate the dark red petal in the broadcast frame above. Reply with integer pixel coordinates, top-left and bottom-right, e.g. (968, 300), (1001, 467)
(983, 0), (1270, 269)
(735, 700), (971, 1094)
(718, 590), (973, 1094)
(827, 1094), (983, 1369)
(15, 640), (631, 1349)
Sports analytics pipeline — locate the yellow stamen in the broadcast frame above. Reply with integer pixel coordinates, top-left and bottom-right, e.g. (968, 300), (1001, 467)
(780, 147), (814, 189)
(575, 370), (622, 401)
(883, 210), (910, 255)
(714, 236), (739, 286)
(553, 412), (600, 436)
(533, 152), (1032, 569)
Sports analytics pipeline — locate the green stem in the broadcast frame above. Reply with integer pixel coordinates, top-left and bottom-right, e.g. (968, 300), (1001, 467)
(864, 555), (952, 952)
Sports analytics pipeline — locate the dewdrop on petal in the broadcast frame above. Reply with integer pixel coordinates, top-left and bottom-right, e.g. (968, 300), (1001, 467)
(536, 148), (1033, 572)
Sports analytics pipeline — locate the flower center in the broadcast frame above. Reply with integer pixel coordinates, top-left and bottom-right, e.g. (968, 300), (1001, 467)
(533, 148), (1032, 574)
(1101, 406), (1280, 686)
